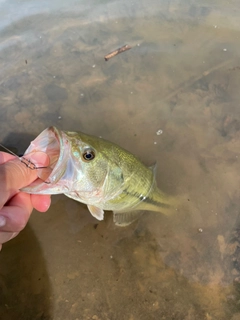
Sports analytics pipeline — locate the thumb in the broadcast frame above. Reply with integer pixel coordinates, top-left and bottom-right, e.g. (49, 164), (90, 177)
(0, 152), (49, 207)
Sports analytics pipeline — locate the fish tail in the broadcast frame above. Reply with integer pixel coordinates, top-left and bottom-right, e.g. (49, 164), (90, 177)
(135, 183), (178, 215)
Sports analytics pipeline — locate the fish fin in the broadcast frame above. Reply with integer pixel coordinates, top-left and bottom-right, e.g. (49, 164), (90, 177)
(87, 205), (104, 221)
(113, 210), (143, 227)
(149, 163), (157, 176)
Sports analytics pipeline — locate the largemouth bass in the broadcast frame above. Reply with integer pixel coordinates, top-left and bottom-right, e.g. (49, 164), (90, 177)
(22, 126), (174, 226)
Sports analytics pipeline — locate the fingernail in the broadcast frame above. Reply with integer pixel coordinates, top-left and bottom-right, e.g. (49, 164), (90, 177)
(0, 216), (6, 227)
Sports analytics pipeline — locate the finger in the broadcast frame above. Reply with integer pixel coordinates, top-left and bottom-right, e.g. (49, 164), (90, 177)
(31, 194), (51, 212)
(0, 192), (33, 232)
(0, 152), (49, 208)
(0, 152), (16, 164)
(0, 231), (18, 247)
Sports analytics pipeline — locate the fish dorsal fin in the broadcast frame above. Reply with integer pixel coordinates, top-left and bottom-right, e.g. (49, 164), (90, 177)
(149, 163), (157, 176)
(113, 210), (143, 227)
(87, 205), (104, 221)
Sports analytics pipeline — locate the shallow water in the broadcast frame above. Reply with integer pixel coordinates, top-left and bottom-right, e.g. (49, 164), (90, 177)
(1, 0), (240, 319)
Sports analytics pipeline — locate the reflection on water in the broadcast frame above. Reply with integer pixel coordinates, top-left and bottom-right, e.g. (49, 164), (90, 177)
(0, 0), (240, 319)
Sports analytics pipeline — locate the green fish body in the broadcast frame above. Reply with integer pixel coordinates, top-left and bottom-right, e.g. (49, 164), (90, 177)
(22, 127), (173, 226)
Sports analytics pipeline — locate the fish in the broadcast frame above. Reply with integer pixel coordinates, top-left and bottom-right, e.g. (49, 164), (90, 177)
(22, 126), (175, 226)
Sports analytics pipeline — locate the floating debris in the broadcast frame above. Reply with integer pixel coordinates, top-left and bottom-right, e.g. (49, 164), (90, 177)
(104, 44), (131, 61)
(223, 48), (227, 52)
(156, 129), (163, 135)
(198, 228), (203, 233)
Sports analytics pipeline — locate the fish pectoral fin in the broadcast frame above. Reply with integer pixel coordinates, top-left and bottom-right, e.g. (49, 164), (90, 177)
(87, 205), (104, 221)
(113, 210), (143, 227)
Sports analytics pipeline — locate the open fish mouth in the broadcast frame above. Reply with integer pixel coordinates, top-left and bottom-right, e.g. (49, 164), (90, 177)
(21, 126), (73, 194)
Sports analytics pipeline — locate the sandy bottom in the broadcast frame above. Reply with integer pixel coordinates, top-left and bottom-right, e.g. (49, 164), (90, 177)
(1, 0), (240, 319)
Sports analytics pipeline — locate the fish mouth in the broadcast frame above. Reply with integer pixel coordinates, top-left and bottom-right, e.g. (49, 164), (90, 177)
(21, 126), (72, 194)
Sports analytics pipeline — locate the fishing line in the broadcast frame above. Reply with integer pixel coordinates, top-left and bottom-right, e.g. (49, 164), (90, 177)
(0, 143), (53, 184)
(0, 143), (49, 170)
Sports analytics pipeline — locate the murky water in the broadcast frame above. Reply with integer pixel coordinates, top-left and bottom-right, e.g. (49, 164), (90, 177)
(1, 0), (240, 319)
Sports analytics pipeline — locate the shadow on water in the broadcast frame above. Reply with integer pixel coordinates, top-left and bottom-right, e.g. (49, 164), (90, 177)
(0, 225), (53, 320)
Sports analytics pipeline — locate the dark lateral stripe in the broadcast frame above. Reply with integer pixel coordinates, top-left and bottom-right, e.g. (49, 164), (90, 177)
(143, 196), (170, 208)
(122, 188), (169, 208)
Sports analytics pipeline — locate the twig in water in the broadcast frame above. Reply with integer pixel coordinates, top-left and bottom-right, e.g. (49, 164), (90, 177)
(104, 44), (131, 61)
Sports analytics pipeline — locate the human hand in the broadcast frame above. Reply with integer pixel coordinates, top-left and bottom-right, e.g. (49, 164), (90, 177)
(0, 151), (51, 250)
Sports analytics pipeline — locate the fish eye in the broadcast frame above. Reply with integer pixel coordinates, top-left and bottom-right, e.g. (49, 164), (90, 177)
(82, 149), (95, 161)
